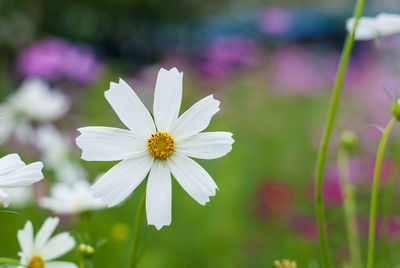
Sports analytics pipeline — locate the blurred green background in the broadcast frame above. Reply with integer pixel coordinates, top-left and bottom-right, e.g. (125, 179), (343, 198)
(1, 0), (400, 267)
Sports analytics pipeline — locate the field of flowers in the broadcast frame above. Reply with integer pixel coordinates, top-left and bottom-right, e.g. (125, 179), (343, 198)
(1, 0), (400, 267)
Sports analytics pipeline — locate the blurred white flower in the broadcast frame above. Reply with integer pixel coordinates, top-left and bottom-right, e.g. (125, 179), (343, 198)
(8, 78), (70, 122)
(76, 67), (234, 229)
(0, 154), (43, 207)
(0, 78), (70, 143)
(347, 13), (400, 40)
(17, 217), (76, 268)
(3, 186), (33, 208)
(35, 125), (86, 182)
(39, 180), (105, 214)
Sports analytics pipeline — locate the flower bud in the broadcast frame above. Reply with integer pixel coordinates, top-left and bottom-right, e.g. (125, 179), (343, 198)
(78, 243), (95, 258)
(340, 130), (358, 152)
(391, 99), (400, 121)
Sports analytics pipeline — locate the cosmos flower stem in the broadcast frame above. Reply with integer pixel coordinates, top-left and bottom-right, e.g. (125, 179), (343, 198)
(0, 257), (21, 265)
(367, 118), (396, 268)
(129, 188), (146, 268)
(337, 148), (362, 268)
(380, 141), (400, 250)
(314, 0), (366, 266)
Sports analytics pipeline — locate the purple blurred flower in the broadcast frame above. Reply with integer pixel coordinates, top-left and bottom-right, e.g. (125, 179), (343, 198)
(257, 8), (291, 34)
(196, 35), (261, 79)
(254, 180), (293, 218)
(289, 214), (319, 242)
(16, 38), (102, 83)
(270, 45), (337, 94)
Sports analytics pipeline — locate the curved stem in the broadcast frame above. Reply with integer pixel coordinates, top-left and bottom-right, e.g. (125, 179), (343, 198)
(314, 0), (366, 267)
(0, 257), (21, 265)
(337, 148), (362, 268)
(367, 118), (396, 268)
(129, 189), (146, 268)
(381, 141), (400, 241)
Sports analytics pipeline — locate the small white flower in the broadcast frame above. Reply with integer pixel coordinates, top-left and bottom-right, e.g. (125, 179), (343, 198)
(0, 78), (70, 143)
(76, 67), (234, 230)
(346, 13), (400, 40)
(39, 180), (105, 214)
(0, 154), (44, 207)
(18, 217), (77, 268)
(35, 125), (87, 182)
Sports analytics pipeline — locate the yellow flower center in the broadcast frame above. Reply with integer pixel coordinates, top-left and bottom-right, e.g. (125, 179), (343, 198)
(147, 132), (175, 160)
(274, 259), (297, 268)
(29, 256), (45, 268)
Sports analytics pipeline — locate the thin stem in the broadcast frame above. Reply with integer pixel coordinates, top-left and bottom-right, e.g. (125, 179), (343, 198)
(367, 118), (396, 268)
(381, 141), (400, 240)
(0, 257), (21, 265)
(337, 148), (362, 268)
(314, 0), (366, 266)
(80, 256), (86, 268)
(129, 189), (146, 268)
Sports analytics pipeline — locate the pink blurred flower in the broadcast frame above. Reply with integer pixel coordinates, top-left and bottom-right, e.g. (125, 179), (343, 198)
(255, 180), (293, 218)
(196, 35), (261, 79)
(289, 214), (319, 242)
(270, 45), (337, 94)
(16, 38), (102, 83)
(257, 8), (291, 34)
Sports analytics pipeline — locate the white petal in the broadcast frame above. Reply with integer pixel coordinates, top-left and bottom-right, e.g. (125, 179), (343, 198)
(91, 155), (153, 207)
(146, 160), (171, 230)
(17, 220), (34, 256)
(46, 261), (78, 268)
(175, 132), (234, 159)
(34, 217), (59, 250)
(376, 13), (400, 36)
(0, 188), (11, 207)
(0, 161), (43, 187)
(153, 68), (183, 132)
(346, 17), (379, 40)
(167, 153), (218, 205)
(76, 127), (147, 161)
(171, 95), (220, 139)
(0, 153), (25, 175)
(42, 232), (76, 261)
(105, 78), (155, 138)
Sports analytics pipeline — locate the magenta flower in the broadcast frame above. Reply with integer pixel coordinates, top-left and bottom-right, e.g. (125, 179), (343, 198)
(16, 38), (102, 83)
(257, 8), (291, 34)
(196, 35), (260, 79)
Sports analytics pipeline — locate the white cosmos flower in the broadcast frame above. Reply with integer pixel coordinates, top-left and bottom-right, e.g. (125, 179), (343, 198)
(0, 154), (44, 207)
(39, 180), (105, 214)
(0, 78), (70, 143)
(76, 67), (234, 230)
(18, 217), (77, 268)
(347, 13), (400, 40)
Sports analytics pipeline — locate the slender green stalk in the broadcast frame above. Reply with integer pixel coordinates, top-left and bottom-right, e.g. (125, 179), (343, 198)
(79, 257), (86, 268)
(0, 257), (20, 265)
(367, 118), (396, 268)
(381, 142), (400, 240)
(314, 0), (366, 267)
(337, 148), (362, 268)
(129, 190), (146, 268)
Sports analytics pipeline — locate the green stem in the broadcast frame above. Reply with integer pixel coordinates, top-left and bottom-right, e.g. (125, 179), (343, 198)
(337, 148), (362, 268)
(0, 257), (20, 265)
(367, 118), (396, 268)
(129, 190), (146, 268)
(79, 256), (86, 268)
(314, 0), (366, 267)
(381, 141), (400, 241)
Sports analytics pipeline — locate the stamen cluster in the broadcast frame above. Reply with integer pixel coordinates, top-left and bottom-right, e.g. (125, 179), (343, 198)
(274, 259), (297, 268)
(29, 256), (45, 268)
(147, 132), (175, 159)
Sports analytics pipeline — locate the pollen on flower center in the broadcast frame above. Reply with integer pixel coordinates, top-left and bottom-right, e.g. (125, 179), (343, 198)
(147, 132), (175, 159)
(29, 255), (45, 268)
